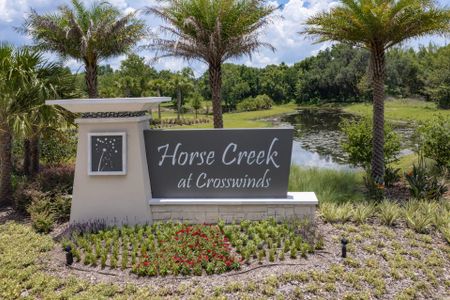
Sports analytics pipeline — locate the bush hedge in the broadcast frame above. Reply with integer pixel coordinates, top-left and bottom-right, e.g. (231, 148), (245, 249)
(237, 94), (274, 112)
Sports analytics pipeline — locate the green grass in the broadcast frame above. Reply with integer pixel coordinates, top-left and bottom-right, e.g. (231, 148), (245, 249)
(289, 165), (364, 204)
(343, 98), (450, 123)
(152, 103), (298, 129)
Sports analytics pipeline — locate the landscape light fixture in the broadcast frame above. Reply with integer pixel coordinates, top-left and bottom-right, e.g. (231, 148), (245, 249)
(341, 238), (348, 258)
(65, 245), (73, 266)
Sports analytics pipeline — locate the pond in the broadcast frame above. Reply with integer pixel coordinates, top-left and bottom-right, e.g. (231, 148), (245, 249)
(272, 108), (415, 170)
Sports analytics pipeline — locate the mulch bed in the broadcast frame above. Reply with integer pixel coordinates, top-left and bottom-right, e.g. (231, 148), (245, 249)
(39, 216), (450, 299)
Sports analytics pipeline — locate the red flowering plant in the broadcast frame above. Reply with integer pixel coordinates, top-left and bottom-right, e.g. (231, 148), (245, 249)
(133, 224), (241, 276)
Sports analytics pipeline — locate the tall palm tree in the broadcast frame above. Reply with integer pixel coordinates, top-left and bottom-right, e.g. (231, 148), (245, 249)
(302, 0), (450, 183)
(0, 44), (75, 206)
(146, 0), (276, 128)
(19, 64), (77, 178)
(23, 0), (146, 98)
(0, 44), (41, 206)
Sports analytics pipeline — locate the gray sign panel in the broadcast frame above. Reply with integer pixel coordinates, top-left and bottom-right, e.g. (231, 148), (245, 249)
(144, 128), (293, 198)
(88, 132), (126, 175)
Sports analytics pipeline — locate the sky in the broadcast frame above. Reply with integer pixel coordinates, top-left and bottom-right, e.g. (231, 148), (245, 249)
(0, 0), (449, 77)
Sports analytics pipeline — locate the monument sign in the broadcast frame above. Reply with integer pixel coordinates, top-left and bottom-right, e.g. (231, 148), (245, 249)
(46, 98), (318, 225)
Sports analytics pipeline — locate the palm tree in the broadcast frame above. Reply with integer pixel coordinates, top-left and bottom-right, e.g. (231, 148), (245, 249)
(19, 64), (77, 178)
(23, 0), (146, 98)
(0, 44), (41, 206)
(146, 0), (276, 128)
(302, 0), (450, 183)
(0, 44), (75, 206)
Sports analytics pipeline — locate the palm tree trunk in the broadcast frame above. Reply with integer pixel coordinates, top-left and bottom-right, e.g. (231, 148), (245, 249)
(30, 135), (40, 178)
(23, 139), (31, 177)
(370, 48), (386, 183)
(209, 64), (223, 128)
(0, 124), (13, 208)
(157, 89), (162, 120)
(177, 87), (181, 121)
(85, 59), (98, 98)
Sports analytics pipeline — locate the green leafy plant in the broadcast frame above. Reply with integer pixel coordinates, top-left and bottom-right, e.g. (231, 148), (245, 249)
(404, 157), (448, 201)
(290, 245), (297, 259)
(440, 224), (450, 244)
(384, 167), (401, 187)
(268, 249), (275, 262)
(320, 202), (353, 223)
(404, 201), (434, 233)
(236, 94), (274, 112)
(363, 172), (385, 201)
(26, 192), (71, 232)
(377, 200), (402, 227)
(29, 210), (54, 233)
(352, 202), (375, 224)
(415, 115), (450, 171)
(36, 165), (75, 194)
(340, 117), (401, 171)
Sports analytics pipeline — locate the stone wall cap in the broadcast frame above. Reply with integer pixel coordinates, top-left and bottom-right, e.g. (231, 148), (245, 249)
(149, 192), (319, 205)
(46, 97), (171, 113)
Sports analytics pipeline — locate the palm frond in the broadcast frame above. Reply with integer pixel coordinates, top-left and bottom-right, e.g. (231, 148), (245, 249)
(302, 0), (450, 51)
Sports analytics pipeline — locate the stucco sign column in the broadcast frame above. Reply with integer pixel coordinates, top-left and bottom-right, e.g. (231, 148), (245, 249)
(46, 98), (170, 225)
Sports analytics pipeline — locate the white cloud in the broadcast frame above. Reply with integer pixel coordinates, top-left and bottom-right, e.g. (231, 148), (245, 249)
(0, 0), (14, 22)
(234, 0), (339, 67)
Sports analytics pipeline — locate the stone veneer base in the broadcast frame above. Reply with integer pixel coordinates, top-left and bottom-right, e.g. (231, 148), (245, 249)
(149, 192), (318, 223)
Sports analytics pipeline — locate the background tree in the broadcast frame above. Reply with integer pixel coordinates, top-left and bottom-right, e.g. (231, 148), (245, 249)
(189, 93), (204, 118)
(294, 44), (369, 103)
(303, 0), (450, 183)
(23, 0), (146, 98)
(116, 54), (157, 97)
(419, 44), (450, 108)
(146, 0), (276, 128)
(148, 78), (169, 119)
(385, 48), (422, 97)
(169, 69), (195, 120)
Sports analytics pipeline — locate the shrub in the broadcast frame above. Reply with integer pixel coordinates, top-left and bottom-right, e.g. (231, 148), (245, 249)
(340, 117), (401, 171)
(236, 94), (274, 112)
(13, 181), (43, 214)
(440, 224), (450, 244)
(404, 159), (447, 201)
(30, 210), (54, 233)
(432, 206), (450, 230)
(384, 167), (401, 187)
(415, 115), (450, 171)
(36, 165), (75, 194)
(377, 200), (402, 226)
(27, 192), (71, 231)
(427, 85), (450, 109)
(363, 172), (385, 201)
(320, 202), (353, 223)
(41, 130), (77, 166)
(404, 201), (434, 234)
(352, 202), (375, 224)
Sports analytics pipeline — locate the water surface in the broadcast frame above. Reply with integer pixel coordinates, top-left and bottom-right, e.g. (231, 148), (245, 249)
(276, 108), (415, 170)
